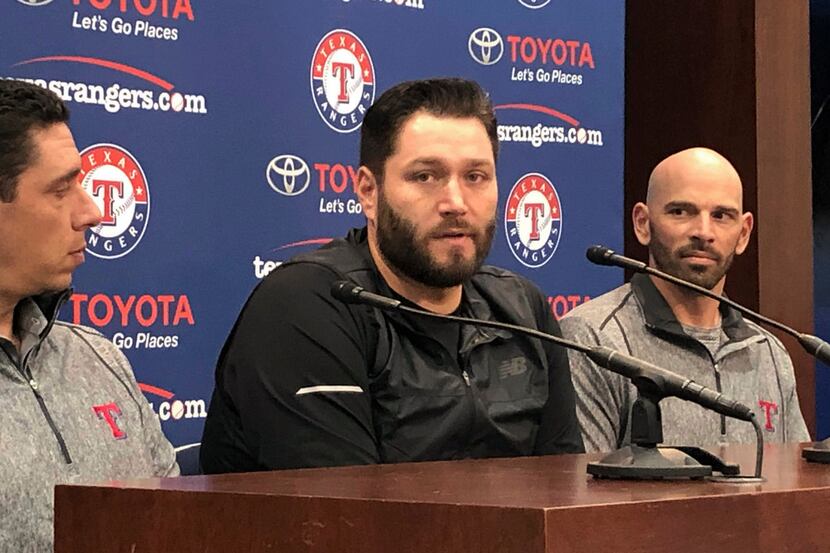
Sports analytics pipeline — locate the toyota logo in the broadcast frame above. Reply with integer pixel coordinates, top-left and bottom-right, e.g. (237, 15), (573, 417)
(517, 0), (551, 8)
(266, 154), (310, 197)
(468, 28), (504, 66)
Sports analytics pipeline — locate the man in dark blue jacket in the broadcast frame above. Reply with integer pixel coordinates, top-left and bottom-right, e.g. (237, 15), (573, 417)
(201, 78), (583, 472)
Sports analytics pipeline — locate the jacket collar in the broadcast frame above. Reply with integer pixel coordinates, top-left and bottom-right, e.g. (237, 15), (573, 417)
(31, 289), (71, 329)
(0, 289), (70, 365)
(630, 273), (755, 342)
(19, 289), (71, 347)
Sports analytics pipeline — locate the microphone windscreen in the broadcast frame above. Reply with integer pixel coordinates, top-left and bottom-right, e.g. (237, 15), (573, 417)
(330, 280), (362, 303)
(586, 245), (614, 266)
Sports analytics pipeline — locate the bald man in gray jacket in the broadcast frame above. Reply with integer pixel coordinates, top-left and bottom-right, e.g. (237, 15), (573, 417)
(561, 148), (809, 452)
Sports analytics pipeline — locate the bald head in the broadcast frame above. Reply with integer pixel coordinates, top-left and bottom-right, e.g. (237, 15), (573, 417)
(646, 148), (743, 210)
(632, 147), (754, 292)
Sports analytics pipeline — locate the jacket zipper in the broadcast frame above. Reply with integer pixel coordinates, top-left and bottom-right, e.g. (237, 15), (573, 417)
(459, 330), (496, 456)
(27, 376), (73, 464)
(17, 297), (74, 464)
(648, 323), (728, 441)
(712, 361), (726, 441)
(460, 366), (476, 456)
(693, 343), (727, 441)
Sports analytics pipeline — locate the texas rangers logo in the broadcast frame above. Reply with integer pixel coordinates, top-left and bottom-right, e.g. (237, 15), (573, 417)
(80, 143), (150, 259)
(310, 29), (376, 133)
(504, 172), (562, 268)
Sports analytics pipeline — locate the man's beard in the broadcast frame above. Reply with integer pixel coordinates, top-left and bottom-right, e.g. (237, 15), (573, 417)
(649, 223), (736, 290)
(375, 192), (496, 288)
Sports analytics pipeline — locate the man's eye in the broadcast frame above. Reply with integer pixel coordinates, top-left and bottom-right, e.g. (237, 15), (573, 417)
(467, 173), (487, 183)
(668, 208), (685, 215)
(411, 172), (433, 183)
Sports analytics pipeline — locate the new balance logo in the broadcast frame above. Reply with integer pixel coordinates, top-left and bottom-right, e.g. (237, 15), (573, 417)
(498, 357), (528, 379)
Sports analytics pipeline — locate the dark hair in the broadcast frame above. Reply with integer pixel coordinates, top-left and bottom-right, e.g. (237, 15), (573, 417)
(359, 77), (498, 181)
(0, 79), (69, 202)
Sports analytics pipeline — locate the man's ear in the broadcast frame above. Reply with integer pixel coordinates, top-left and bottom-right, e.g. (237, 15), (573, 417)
(632, 202), (651, 246)
(356, 166), (378, 224)
(735, 211), (754, 255)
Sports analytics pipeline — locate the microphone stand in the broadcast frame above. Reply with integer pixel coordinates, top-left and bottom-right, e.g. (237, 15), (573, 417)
(583, 347), (761, 479)
(587, 245), (830, 464)
(588, 389), (760, 480)
(332, 282), (762, 480)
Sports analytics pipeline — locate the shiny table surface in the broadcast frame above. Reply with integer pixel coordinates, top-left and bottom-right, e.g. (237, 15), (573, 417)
(55, 443), (830, 553)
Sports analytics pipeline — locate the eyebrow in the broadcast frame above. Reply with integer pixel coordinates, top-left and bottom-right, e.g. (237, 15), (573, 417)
(664, 201), (740, 216)
(48, 167), (82, 189)
(407, 157), (494, 168)
(713, 206), (741, 216)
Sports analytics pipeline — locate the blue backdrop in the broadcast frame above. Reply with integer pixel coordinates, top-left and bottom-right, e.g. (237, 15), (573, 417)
(1, 0), (625, 452)
(811, 0), (830, 439)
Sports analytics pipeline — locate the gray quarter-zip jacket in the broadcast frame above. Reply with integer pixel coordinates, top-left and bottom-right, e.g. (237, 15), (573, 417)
(560, 274), (809, 453)
(0, 291), (179, 553)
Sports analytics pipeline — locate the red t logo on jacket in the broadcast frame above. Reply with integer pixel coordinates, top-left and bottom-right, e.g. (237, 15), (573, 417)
(92, 402), (127, 440)
(758, 399), (779, 431)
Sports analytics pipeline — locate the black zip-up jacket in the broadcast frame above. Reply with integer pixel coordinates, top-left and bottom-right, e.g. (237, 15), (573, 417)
(200, 228), (583, 472)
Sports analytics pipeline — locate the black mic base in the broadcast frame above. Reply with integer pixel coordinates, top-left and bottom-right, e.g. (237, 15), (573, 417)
(801, 439), (830, 463)
(587, 445), (740, 480)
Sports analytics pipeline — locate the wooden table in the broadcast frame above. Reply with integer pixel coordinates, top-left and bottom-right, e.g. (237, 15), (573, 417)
(55, 443), (830, 552)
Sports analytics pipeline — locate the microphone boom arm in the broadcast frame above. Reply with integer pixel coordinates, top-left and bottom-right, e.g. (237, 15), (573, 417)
(331, 280), (754, 423)
(586, 245), (830, 365)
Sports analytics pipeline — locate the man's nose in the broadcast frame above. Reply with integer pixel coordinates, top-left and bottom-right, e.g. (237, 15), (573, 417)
(438, 176), (468, 216)
(690, 213), (716, 243)
(72, 186), (102, 231)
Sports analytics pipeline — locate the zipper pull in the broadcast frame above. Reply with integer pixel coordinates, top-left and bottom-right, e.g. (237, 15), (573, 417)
(462, 370), (471, 386)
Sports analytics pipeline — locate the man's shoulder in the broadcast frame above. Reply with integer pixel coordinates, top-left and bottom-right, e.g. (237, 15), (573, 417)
(465, 265), (554, 328)
(50, 321), (112, 348)
(48, 322), (124, 361)
(259, 253), (375, 301)
(269, 234), (377, 293)
(285, 229), (372, 274)
(473, 264), (542, 294)
(239, 250), (378, 340)
(740, 318), (790, 354)
(561, 282), (638, 328)
(42, 322), (134, 383)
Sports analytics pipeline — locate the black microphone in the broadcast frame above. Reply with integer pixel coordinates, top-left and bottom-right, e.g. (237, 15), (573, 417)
(586, 346), (753, 421)
(586, 245), (830, 366)
(330, 280), (755, 422)
(330, 280), (402, 309)
(586, 244), (647, 272)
